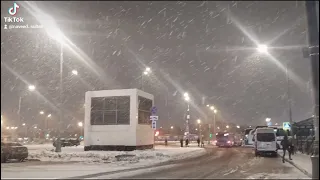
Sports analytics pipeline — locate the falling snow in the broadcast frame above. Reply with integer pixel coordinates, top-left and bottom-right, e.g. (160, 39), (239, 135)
(0, 1), (314, 128)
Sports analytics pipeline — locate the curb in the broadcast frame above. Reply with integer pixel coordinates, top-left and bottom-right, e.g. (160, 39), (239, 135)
(278, 152), (312, 178)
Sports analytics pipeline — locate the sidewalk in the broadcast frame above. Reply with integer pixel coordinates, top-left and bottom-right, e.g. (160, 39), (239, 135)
(277, 150), (312, 178)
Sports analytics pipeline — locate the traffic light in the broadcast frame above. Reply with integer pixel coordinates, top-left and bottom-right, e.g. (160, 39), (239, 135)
(209, 133), (212, 138)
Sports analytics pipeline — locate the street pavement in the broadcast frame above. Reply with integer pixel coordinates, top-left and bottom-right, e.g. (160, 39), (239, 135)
(116, 146), (310, 179)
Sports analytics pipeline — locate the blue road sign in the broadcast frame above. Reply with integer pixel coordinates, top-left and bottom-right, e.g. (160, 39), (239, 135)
(151, 106), (157, 115)
(283, 122), (291, 130)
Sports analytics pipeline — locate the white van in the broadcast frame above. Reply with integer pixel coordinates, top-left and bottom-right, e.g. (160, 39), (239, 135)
(253, 128), (277, 157)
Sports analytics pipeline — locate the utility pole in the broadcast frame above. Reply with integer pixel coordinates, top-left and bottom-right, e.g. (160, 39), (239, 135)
(305, 1), (319, 179)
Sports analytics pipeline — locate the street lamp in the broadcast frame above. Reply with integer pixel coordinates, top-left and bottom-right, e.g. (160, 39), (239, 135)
(226, 125), (229, 129)
(72, 70), (78, 75)
(78, 122), (83, 139)
(170, 126), (173, 129)
(197, 119), (202, 142)
(256, 44), (292, 133)
(40, 111), (44, 115)
(28, 85), (36, 91)
(257, 44), (268, 54)
(47, 114), (52, 118)
(266, 118), (271, 122)
(18, 85), (36, 124)
(210, 106), (215, 110)
(236, 125), (240, 129)
(141, 67), (151, 91)
(22, 123), (27, 137)
(183, 92), (191, 139)
(43, 17), (65, 152)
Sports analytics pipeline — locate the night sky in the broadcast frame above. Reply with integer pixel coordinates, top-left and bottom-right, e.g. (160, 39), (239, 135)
(1, 1), (314, 129)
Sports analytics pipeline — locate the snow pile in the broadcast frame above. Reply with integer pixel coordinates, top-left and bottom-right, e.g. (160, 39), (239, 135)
(27, 146), (206, 165)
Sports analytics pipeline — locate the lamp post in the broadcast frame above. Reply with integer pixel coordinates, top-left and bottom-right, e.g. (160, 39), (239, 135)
(46, 114), (51, 135)
(256, 45), (293, 128)
(18, 85), (36, 123)
(45, 23), (64, 153)
(78, 122), (83, 138)
(305, 1), (319, 179)
(184, 92), (190, 139)
(141, 67), (151, 91)
(266, 118), (271, 126)
(22, 123), (27, 138)
(197, 119), (201, 142)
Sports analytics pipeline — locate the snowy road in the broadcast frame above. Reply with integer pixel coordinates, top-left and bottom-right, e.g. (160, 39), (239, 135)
(101, 147), (311, 179)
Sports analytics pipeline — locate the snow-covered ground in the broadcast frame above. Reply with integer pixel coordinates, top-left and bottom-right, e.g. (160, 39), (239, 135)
(277, 150), (312, 178)
(1, 143), (206, 179)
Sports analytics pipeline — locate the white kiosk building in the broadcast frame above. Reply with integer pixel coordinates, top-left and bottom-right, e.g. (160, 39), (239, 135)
(84, 89), (155, 151)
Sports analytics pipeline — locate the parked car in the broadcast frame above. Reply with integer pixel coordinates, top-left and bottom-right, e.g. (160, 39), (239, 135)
(1, 142), (28, 163)
(53, 138), (80, 147)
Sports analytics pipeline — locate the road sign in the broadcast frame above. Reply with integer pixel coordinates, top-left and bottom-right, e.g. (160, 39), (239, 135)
(267, 122), (272, 126)
(283, 122), (291, 131)
(152, 121), (156, 129)
(150, 115), (158, 121)
(150, 106), (157, 115)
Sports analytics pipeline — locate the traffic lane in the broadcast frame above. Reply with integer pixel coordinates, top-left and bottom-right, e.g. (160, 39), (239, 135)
(119, 147), (309, 179)
(119, 147), (241, 179)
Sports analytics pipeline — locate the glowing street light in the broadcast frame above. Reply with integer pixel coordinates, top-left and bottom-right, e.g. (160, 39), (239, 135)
(257, 44), (268, 54)
(78, 122), (83, 127)
(197, 119), (201, 124)
(236, 125), (240, 129)
(183, 92), (191, 138)
(22, 123), (26, 126)
(170, 126), (174, 129)
(40, 111), (44, 115)
(28, 85), (36, 91)
(72, 70), (78, 75)
(214, 109), (217, 114)
(226, 125), (229, 129)
(210, 106), (215, 110)
(141, 67), (152, 90)
(47, 114), (52, 118)
(266, 118), (271, 122)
